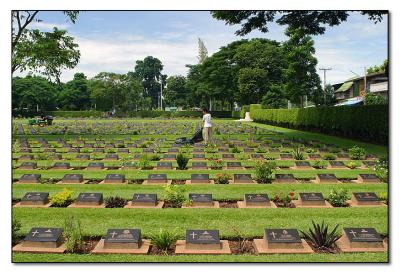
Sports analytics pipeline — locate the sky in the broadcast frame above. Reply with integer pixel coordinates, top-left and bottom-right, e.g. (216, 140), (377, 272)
(22, 11), (388, 84)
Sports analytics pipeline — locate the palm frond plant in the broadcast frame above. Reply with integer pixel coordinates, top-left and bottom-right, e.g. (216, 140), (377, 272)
(300, 221), (342, 252)
(150, 229), (179, 255)
(291, 148), (305, 160)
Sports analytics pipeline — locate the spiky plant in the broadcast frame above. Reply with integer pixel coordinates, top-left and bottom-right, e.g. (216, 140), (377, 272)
(291, 148), (305, 160)
(300, 221), (341, 252)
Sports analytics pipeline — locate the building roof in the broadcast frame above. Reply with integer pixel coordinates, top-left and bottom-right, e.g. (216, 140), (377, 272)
(335, 81), (353, 93)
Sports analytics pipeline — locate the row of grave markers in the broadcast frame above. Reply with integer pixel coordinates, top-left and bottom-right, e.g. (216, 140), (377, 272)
(13, 227), (387, 254)
(14, 191), (386, 208)
(15, 173), (382, 184)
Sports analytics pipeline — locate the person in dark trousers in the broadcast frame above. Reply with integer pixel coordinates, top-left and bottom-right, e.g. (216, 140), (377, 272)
(201, 107), (213, 144)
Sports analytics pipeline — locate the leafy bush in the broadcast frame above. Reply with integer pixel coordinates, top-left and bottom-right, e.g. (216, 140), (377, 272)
(291, 148), (305, 160)
(105, 196), (127, 208)
(163, 185), (186, 208)
(138, 155), (152, 170)
(210, 159), (224, 170)
(379, 192), (388, 205)
(345, 161), (361, 169)
(300, 221), (341, 252)
(311, 160), (328, 169)
(349, 146), (367, 160)
(375, 156), (388, 182)
(176, 153), (189, 170)
(322, 154), (337, 160)
(231, 146), (241, 153)
(151, 229), (179, 254)
(364, 92), (386, 105)
(214, 173), (232, 184)
(63, 215), (84, 253)
(12, 218), (22, 244)
(327, 189), (349, 207)
(272, 191), (295, 207)
(50, 188), (74, 207)
(254, 161), (276, 183)
(251, 105), (388, 144)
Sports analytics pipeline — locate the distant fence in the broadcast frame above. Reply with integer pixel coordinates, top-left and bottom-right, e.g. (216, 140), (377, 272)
(251, 105), (388, 144)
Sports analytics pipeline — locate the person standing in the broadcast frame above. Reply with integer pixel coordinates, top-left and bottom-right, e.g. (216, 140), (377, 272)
(202, 107), (213, 144)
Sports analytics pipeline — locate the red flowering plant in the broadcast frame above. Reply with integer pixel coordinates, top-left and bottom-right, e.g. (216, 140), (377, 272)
(272, 191), (296, 208)
(209, 159), (224, 170)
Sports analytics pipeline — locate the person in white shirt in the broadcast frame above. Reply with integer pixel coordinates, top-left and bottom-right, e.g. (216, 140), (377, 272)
(202, 107), (213, 144)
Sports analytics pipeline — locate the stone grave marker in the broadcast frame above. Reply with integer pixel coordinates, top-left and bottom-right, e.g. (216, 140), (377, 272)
(21, 192), (49, 206)
(192, 154), (205, 160)
(19, 155), (33, 160)
(190, 174), (210, 183)
(357, 174), (380, 183)
(118, 148), (129, 153)
(308, 154), (321, 159)
(142, 148), (154, 153)
(192, 161), (208, 170)
(342, 228), (383, 249)
(19, 162), (37, 170)
(233, 174), (252, 183)
(22, 227), (63, 248)
(105, 153), (119, 160)
(244, 148), (254, 153)
(218, 148), (229, 153)
(87, 162), (104, 170)
(294, 161), (311, 168)
(52, 162), (70, 170)
(316, 173), (338, 183)
(147, 174), (168, 184)
(163, 154), (176, 160)
(363, 161), (376, 167)
(94, 148), (104, 153)
(62, 174), (83, 184)
(244, 194), (270, 207)
(185, 230), (220, 250)
(75, 192), (103, 206)
(189, 193), (213, 207)
(68, 148), (80, 153)
(104, 229), (142, 249)
(222, 154), (234, 160)
(351, 192), (381, 206)
(265, 229), (303, 248)
(168, 148), (179, 153)
(269, 148), (280, 153)
(131, 194), (158, 207)
(280, 153), (293, 160)
(76, 154), (90, 160)
(19, 174), (41, 183)
(274, 174), (296, 183)
(157, 161), (172, 170)
(226, 162), (242, 169)
(329, 161), (346, 168)
(251, 154), (264, 159)
(297, 192), (326, 207)
(105, 174), (125, 183)
(193, 148), (203, 153)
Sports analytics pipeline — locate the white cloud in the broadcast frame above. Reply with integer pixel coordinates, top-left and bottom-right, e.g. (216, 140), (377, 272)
(29, 21), (70, 31)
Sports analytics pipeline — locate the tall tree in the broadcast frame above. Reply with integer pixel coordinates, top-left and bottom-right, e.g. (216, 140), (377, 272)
(164, 75), (188, 107)
(283, 29), (322, 107)
(134, 56), (165, 108)
(57, 73), (90, 110)
(197, 38), (208, 64)
(211, 11), (386, 36)
(12, 11), (80, 82)
(12, 76), (58, 111)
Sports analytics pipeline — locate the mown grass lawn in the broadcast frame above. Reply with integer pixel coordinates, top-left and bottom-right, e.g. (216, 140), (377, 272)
(12, 252), (389, 263)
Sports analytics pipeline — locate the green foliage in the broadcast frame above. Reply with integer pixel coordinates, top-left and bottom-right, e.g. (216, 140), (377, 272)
(210, 159), (224, 169)
(375, 156), (388, 183)
(251, 105), (388, 144)
(176, 153), (189, 170)
(50, 188), (74, 207)
(272, 191), (296, 207)
(63, 215), (84, 253)
(322, 153), (337, 160)
(104, 196), (127, 208)
(254, 160), (276, 183)
(163, 185), (186, 208)
(150, 229), (179, 254)
(291, 148), (305, 160)
(261, 85), (287, 109)
(327, 189), (349, 207)
(57, 73), (90, 110)
(300, 221), (341, 251)
(214, 173), (232, 184)
(367, 59), (388, 75)
(12, 218), (22, 244)
(349, 146), (367, 160)
(311, 160), (328, 169)
(345, 161), (361, 169)
(164, 75), (188, 108)
(231, 146), (241, 153)
(138, 155), (152, 170)
(364, 93), (387, 105)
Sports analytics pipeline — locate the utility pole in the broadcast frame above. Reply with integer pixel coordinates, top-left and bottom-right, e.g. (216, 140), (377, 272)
(364, 66), (367, 94)
(319, 67), (332, 103)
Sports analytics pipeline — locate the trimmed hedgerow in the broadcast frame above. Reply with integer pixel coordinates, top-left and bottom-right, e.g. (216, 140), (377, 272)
(251, 105), (388, 144)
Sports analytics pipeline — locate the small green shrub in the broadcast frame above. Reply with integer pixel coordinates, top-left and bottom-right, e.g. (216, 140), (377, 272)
(210, 159), (224, 170)
(375, 156), (388, 182)
(327, 189), (349, 207)
(63, 215), (84, 253)
(231, 146), (241, 153)
(345, 161), (361, 169)
(12, 218), (22, 244)
(254, 160), (276, 184)
(349, 146), (366, 160)
(323, 154), (337, 160)
(176, 153), (189, 170)
(291, 148), (305, 160)
(138, 155), (152, 170)
(163, 185), (186, 208)
(214, 173), (232, 184)
(311, 160), (328, 169)
(50, 188), (74, 207)
(105, 196), (127, 208)
(272, 191), (296, 207)
(300, 221), (341, 252)
(151, 229), (179, 255)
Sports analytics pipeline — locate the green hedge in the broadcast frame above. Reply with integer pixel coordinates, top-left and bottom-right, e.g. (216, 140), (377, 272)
(44, 111), (103, 118)
(240, 105), (250, 118)
(231, 111), (241, 119)
(251, 105), (388, 144)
